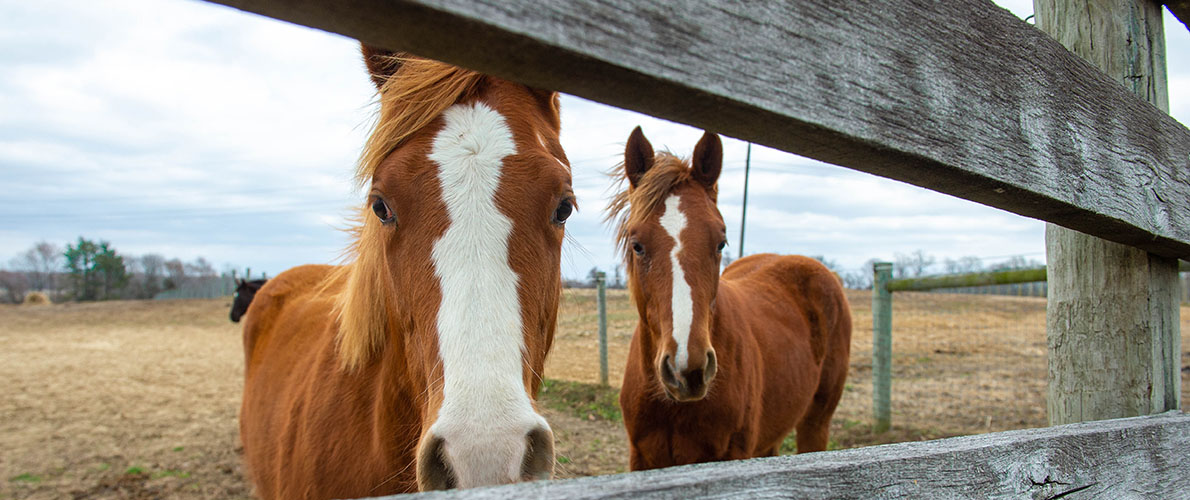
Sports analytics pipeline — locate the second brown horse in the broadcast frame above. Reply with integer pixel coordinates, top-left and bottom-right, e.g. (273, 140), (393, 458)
(609, 127), (851, 470)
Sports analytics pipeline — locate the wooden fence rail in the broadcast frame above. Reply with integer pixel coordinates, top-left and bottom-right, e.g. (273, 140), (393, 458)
(206, 0), (1190, 257)
(368, 412), (1190, 499)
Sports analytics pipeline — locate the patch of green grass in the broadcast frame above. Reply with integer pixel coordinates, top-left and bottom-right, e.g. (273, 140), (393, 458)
(9, 473), (41, 483)
(172, 446), (185, 452)
(152, 469), (191, 479)
(125, 466), (145, 475)
(556, 456), (571, 465)
(538, 379), (622, 422)
(779, 434), (798, 454)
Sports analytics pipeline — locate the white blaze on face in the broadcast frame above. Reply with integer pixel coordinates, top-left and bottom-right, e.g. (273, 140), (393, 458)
(659, 195), (695, 371)
(427, 102), (549, 487)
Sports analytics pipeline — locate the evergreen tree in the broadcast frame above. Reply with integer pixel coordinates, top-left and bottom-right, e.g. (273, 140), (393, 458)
(64, 237), (128, 300)
(94, 242), (128, 300)
(64, 237), (100, 300)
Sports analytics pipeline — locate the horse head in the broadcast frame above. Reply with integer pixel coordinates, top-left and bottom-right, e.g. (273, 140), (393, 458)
(612, 127), (725, 402)
(338, 46), (572, 490)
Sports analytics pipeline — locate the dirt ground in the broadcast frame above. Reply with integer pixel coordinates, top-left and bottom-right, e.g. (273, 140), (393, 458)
(3, 291), (1188, 499)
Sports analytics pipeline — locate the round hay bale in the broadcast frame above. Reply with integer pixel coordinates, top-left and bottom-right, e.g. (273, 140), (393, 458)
(22, 291), (51, 305)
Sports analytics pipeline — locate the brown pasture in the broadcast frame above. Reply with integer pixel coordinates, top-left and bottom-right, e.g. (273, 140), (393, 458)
(2, 290), (1188, 498)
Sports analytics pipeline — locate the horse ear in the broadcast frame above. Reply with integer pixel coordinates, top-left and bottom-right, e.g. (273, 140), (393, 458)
(361, 43), (404, 90)
(625, 126), (654, 188)
(528, 88), (561, 131)
(691, 131), (722, 189)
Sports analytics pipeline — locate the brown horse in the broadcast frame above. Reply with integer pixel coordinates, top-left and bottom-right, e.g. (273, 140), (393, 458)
(239, 47), (575, 498)
(609, 127), (851, 470)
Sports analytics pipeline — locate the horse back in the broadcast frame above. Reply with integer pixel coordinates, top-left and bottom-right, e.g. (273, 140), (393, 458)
(241, 264), (337, 367)
(721, 253), (851, 366)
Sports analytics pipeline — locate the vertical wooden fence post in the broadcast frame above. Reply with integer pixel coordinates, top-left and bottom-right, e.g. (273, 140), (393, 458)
(596, 271), (609, 386)
(1036, 0), (1180, 424)
(872, 262), (893, 433)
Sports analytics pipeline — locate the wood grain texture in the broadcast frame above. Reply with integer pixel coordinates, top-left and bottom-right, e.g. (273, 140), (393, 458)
(202, 0), (1190, 258)
(363, 412), (1190, 499)
(1039, 0), (1181, 425)
(1046, 226), (1182, 421)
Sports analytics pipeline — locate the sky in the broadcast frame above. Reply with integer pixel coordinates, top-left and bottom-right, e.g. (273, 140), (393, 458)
(1, 0), (1187, 281)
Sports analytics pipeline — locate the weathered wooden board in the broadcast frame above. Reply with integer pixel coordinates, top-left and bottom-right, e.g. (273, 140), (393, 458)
(205, 0), (1190, 258)
(362, 412), (1190, 499)
(1040, 0), (1181, 425)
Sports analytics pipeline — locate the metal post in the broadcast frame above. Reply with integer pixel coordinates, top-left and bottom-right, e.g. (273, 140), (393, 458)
(872, 262), (893, 433)
(596, 271), (609, 386)
(738, 142), (751, 256)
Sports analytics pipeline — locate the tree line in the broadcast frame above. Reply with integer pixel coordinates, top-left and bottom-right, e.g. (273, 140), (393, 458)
(0, 237), (235, 303)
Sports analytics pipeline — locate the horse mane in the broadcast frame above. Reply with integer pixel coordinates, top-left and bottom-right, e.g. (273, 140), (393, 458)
(605, 152), (696, 263)
(331, 58), (487, 371)
(355, 56), (486, 187)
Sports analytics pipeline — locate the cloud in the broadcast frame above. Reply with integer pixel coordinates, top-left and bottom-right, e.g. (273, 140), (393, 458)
(0, 0), (1183, 282)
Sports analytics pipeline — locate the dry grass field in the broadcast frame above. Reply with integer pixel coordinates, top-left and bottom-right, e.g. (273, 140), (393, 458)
(2, 290), (1188, 499)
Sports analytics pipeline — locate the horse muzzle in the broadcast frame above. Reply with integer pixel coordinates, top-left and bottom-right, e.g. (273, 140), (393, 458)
(416, 420), (554, 491)
(657, 349), (717, 402)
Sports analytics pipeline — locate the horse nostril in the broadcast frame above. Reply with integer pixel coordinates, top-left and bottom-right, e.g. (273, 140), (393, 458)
(659, 354), (679, 387)
(520, 425), (554, 482)
(416, 434), (457, 491)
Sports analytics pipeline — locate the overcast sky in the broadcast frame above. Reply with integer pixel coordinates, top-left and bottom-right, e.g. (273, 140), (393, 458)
(1, 0), (1187, 281)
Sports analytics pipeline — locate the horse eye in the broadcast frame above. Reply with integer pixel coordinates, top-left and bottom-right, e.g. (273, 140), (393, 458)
(371, 197), (395, 225)
(552, 200), (573, 224)
(632, 242), (645, 256)
(717, 241), (727, 253)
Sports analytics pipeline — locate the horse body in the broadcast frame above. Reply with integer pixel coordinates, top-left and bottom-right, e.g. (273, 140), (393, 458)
(242, 265), (419, 497)
(240, 48), (573, 498)
(611, 128), (851, 471)
(622, 254), (850, 468)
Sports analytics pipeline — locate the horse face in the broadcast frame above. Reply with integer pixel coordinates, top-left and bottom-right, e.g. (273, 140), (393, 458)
(229, 279), (263, 323)
(623, 130), (726, 402)
(369, 79), (569, 490)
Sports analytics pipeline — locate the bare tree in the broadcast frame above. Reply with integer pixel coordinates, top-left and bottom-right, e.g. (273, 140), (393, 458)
(9, 241), (61, 292)
(164, 259), (186, 291)
(140, 254), (165, 294)
(841, 258), (881, 289)
(0, 270), (30, 303)
(944, 255), (984, 274)
(185, 257), (217, 278)
(126, 254), (167, 299)
(989, 255), (1040, 271)
(894, 250), (936, 278)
